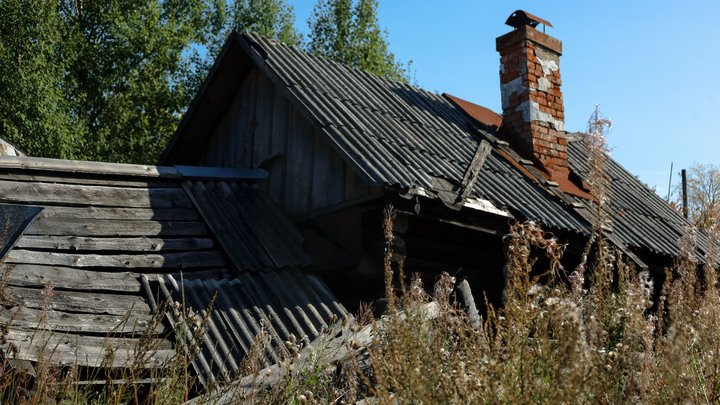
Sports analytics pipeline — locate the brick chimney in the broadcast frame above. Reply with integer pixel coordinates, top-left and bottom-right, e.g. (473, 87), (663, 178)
(496, 11), (567, 174)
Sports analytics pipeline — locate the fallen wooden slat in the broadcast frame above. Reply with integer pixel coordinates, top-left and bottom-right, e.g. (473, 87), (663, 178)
(6, 286), (151, 316)
(0, 306), (165, 335)
(26, 218), (207, 237)
(2, 264), (141, 292)
(15, 236), (215, 252)
(0, 180), (192, 208)
(38, 206), (200, 221)
(5, 250), (227, 269)
(2, 328), (174, 368)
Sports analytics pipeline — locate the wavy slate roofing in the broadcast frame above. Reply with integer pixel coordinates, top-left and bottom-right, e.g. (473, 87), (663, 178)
(164, 31), (701, 260)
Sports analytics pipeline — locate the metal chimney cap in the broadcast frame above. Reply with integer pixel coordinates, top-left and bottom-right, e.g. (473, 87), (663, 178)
(505, 10), (554, 29)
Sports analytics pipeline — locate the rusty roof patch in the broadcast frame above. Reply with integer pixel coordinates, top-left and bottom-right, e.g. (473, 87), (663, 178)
(444, 93), (503, 130)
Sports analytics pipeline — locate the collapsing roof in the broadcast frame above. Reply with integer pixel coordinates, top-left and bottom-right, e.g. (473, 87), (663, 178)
(0, 156), (345, 383)
(162, 30), (705, 264)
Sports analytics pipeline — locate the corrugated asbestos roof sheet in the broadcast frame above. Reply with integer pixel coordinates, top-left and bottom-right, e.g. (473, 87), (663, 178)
(155, 270), (346, 385)
(245, 33), (588, 233)
(182, 180), (311, 272)
(0, 156), (345, 383)
(567, 137), (706, 258)
(241, 33), (697, 257)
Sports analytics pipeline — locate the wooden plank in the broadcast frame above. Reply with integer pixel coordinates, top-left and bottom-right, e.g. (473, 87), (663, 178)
(26, 217), (207, 237)
(310, 131), (331, 209)
(0, 180), (192, 208)
(0, 172), (177, 188)
(15, 235), (215, 252)
(0, 156), (181, 179)
(454, 140), (492, 207)
(328, 151), (346, 205)
(2, 328), (173, 367)
(5, 250), (227, 269)
(268, 87), (289, 209)
(284, 109), (314, 216)
(1, 306), (165, 335)
(6, 286), (151, 316)
(252, 73), (274, 168)
(238, 67), (258, 168)
(2, 264), (141, 292)
(38, 206), (200, 221)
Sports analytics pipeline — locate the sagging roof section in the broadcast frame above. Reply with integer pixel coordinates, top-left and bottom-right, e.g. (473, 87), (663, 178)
(156, 269), (345, 385)
(0, 156), (345, 382)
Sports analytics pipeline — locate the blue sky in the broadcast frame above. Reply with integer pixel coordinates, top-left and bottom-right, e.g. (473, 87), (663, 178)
(289, 1), (720, 200)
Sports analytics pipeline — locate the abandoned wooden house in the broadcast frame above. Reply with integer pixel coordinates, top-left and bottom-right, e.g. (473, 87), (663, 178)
(160, 11), (707, 311)
(0, 155), (346, 385)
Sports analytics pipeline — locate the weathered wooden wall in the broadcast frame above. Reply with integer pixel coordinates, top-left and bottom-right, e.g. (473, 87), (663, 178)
(0, 169), (225, 368)
(199, 65), (379, 217)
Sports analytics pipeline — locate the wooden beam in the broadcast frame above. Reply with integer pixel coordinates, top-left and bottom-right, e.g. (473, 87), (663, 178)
(2, 328), (173, 368)
(15, 236), (214, 252)
(1, 306), (165, 335)
(2, 264), (141, 292)
(5, 250), (227, 269)
(6, 286), (151, 316)
(0, 180), (193, 208)
(454, 140), (492, 208)
(37, 206), (200, 221)
(26, 217), (207, 237)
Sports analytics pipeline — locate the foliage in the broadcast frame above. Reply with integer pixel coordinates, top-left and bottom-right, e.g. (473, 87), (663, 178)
(307, 0), (411, 83)
(1, 0), (409, 164)
(675, 163), (720, 230)
(0, 0), (226, 164)
(232, 0), (302, 47)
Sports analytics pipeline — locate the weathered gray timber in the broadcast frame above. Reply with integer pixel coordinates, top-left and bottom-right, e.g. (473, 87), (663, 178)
(168, 62), (380, 217)
(0, 180), (193, 208)
(0, 154), (346, 388)
(1, 328), (174, 367)
(15, 236), (214, 252)
(5, 250), (227, 269)
(0, 306), (164, 335)
(5, 265), (141, 291)
(25, 217), (207, 237)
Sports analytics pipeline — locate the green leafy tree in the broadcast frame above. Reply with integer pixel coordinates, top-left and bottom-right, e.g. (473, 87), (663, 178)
(0, 0), (225, 164)
(232, 0), (302, 46)
(307, 0), (410, 82)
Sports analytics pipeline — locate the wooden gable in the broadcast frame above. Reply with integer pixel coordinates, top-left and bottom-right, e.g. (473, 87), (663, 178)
(195, 64), (380, 217)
